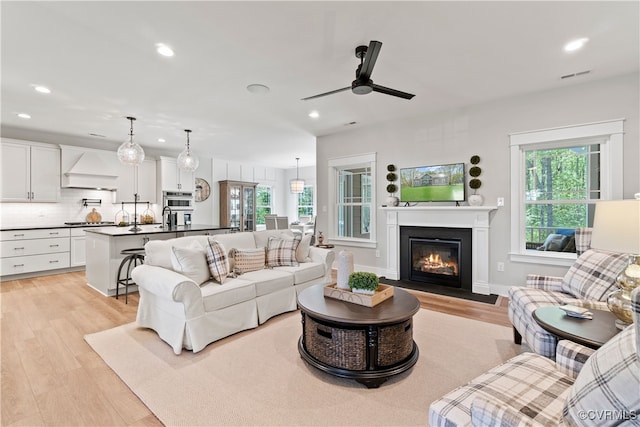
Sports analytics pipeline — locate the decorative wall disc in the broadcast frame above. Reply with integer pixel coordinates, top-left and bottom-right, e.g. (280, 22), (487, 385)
(195, 177), (211, 202)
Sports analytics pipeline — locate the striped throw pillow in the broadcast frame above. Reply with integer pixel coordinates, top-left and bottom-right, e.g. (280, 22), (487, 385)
(266, 235), (300, 267)
(233, 248), (265, 274)
(205, 238), (230, 283)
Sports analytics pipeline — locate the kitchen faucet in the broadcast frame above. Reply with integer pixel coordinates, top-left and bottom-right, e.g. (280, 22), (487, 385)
(162, 205), (173, 229)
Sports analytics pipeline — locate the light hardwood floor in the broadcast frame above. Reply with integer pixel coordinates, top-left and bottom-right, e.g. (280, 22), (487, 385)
(1, 271), (509, 426)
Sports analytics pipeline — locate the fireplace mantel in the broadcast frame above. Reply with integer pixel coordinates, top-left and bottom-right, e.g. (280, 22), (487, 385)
(381, 206), (497, 295)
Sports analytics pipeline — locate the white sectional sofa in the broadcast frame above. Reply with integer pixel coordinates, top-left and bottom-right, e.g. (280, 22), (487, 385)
(131, 229), (335, 354)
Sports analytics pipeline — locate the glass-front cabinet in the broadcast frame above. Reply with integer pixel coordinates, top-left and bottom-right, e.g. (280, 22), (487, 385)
(219, 180), (258, 232)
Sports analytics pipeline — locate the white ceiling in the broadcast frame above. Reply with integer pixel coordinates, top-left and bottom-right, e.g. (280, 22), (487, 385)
(2, 1), (638, 169)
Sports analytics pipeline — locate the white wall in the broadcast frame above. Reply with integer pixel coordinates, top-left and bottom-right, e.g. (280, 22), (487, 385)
(315, 73), (640, 294)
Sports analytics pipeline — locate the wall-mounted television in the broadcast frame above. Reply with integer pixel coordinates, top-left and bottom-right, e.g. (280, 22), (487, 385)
(400, 163), (465, 203)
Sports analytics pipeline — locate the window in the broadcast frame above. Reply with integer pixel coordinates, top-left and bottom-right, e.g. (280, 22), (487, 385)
(510, 120), (624, 265)
(255, 185), (272, 225)
(297, 185), (314, 218)
(328, 153), (377, 248)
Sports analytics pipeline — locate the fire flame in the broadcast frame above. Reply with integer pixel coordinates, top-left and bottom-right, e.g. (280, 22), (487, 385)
(419, 252), (458, 275)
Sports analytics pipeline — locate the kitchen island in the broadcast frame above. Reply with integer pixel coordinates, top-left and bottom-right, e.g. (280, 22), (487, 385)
(85, 224), (229, 297)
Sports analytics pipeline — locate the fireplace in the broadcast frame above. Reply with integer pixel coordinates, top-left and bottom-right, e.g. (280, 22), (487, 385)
(400, 226), (472, 291)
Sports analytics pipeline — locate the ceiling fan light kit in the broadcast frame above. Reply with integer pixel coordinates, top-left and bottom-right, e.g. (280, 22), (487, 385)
(302, 40), (415, 101)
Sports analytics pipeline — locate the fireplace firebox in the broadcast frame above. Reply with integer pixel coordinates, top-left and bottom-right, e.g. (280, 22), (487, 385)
(400, 226), (472, 291)
(410, 238), (461, 287)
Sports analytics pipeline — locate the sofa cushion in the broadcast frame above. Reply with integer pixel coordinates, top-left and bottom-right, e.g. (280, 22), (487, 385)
(266, 235), (300, 267)
(170, 242), (210, 285)
(253, 229), (292, 250)
(561, 249), (628, 300)
(274, 262), (325, 285)
(563, 325), (638, 426)
(237, 268), (294, 296)
(212, 233), (258, 270)
(200, 277), (256, 311)
(205, 238), (230, 284)
(232, 248), (265, 274)
(144, 235), (209, 269)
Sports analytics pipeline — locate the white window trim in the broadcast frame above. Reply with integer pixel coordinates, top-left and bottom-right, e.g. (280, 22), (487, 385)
(328, 152), (377, 248)
(509, 119), (624, 266)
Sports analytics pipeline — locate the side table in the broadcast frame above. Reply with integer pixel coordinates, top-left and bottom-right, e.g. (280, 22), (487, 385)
(533, 306), (619, 350)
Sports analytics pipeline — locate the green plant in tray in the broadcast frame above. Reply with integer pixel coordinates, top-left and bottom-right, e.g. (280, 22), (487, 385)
(348, 272), (379, 292)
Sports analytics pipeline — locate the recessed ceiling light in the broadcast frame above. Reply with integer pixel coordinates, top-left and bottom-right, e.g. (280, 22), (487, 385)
(34, 85), (51, 94)
(564, 38), (589, 52)
(158, 138), (166, 143)
(17, 113), (31, 119)
(246, 84), (270, 94)
(308, 110), (319, 119)
(156, 43), (174, 57)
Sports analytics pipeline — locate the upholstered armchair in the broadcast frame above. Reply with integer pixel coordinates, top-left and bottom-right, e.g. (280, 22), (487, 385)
(429, 287), (640, 426)
(508, 228), (628, 358)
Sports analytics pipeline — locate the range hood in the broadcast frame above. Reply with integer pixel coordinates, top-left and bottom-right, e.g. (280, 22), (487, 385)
(60, 145), (119, 190)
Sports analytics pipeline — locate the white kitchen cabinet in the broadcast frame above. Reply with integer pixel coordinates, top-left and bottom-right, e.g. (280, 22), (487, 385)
(115, 158), (157, 203)
(70, 227), (92, 267)
(1, 139), (60, 202)
(157, 156), (194, 194)
(0, 228), (70, 277)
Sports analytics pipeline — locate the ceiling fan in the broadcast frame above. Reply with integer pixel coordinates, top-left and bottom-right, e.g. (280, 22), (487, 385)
(302, 40), (415, 101)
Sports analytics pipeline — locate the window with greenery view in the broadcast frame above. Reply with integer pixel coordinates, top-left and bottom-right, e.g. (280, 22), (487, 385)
(256, 185), (272, 225)
(328, 153), (377, 247)
(510, 119), (623, 263)
(524, 144), (600, 251)
(297, 185), (314, 218)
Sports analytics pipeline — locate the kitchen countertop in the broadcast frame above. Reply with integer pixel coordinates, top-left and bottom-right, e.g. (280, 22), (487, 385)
(83, 224), (229, 236)
(1, 223), (118, 231)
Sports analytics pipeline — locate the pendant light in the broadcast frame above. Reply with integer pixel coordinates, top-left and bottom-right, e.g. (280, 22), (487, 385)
(290, 157), (304, 194)
(117, 116), (145, 166)
(177, 129), (199, 172)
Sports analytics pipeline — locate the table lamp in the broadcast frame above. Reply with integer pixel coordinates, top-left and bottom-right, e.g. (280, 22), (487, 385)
(590, 196), (640, 329)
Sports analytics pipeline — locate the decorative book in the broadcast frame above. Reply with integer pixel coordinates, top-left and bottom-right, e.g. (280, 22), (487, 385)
(559, 304), (593, 319)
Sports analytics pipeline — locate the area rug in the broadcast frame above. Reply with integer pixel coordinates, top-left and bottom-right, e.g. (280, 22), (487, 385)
(85, 309), (520, 426)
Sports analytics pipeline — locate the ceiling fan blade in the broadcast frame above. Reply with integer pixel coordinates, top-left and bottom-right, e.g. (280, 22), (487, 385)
(358, 41), (382, 80)
(371, 83), (415, 100)
(301, 86), (351, 101)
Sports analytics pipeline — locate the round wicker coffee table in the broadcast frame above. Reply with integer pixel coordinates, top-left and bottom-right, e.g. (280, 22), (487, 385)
(297, 284), (420, 388)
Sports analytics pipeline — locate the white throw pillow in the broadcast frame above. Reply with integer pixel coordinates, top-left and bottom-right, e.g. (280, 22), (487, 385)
(170, 242), (210, 285)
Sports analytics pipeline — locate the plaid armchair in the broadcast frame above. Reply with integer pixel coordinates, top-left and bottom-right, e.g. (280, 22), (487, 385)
(508, 228), (628, 358)
(429, 287), (640, 426)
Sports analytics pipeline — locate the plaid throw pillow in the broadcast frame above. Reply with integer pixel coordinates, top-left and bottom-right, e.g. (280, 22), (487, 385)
(563, 326), (638, 426)
(266, 235), (300, 267)
(232, 248), (265, 274)
(561, 249), (628, 300)
(205, 238), (230, 283)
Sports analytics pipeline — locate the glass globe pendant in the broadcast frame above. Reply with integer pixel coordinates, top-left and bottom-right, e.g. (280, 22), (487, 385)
(177, 129), (199, 172)
(117, 116), (145, 166)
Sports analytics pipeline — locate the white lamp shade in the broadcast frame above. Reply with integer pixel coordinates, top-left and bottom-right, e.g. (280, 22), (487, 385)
(117, 140), (145, 166)
(290, 179), (304, 193)
(590, 199), (640, 255)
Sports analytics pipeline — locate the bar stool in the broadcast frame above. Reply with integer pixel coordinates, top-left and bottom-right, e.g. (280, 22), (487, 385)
(116, 248), (145, 304)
